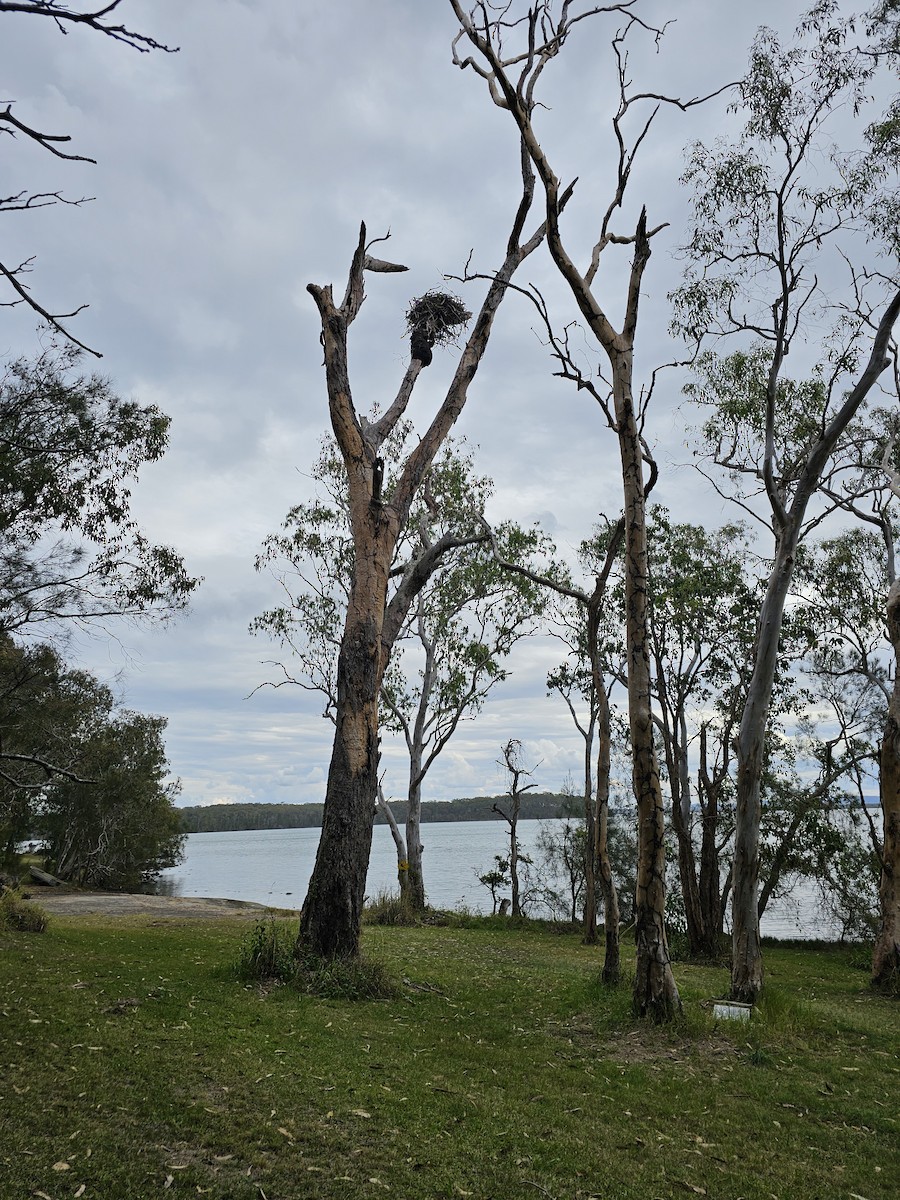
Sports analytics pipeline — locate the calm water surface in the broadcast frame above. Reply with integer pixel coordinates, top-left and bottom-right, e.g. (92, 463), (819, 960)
(157, 819), (842, 940)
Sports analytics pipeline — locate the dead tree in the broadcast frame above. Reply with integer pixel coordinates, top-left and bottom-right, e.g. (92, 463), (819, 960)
(451, 0), (723, 1019)
(298, 150), (547, 960)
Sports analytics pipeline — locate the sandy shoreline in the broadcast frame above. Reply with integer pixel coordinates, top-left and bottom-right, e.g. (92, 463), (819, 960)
(22, 886), (299, 921)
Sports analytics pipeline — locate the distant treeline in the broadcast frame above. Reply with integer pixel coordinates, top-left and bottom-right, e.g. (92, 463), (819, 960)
(178, 792), (572, 834)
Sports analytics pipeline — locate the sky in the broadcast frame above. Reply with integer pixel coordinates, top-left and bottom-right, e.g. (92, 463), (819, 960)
(1, 0), (883, 809)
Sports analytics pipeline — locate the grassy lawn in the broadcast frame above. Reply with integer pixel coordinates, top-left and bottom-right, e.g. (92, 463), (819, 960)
(1, 913), (897, 1200)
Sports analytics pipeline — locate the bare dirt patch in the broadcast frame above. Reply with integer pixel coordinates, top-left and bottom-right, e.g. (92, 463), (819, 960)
(23, 886), (298, 922)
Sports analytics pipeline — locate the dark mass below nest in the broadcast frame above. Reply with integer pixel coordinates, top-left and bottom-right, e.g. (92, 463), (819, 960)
(405, 290), (472, 366)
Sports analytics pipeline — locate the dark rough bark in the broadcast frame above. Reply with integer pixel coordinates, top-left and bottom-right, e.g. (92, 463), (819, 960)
(873, 580), (900, 989)
(298, 172), (544, 958)
(299, 615), (382, 958)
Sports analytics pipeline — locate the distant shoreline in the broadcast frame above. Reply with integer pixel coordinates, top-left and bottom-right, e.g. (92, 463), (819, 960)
(179, 793), (571, 835)
(178, 793), (881, 835)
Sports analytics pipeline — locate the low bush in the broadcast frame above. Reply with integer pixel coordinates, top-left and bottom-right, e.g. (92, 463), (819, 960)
(294, 951), (398, 1001)
(0, 888), (49, 933)
(363, 888), (417, 926)
(235, 914), (297, 983)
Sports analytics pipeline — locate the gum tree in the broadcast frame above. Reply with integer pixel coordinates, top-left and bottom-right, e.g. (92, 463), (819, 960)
(673, 6), (900, 1001)
(451, 0), (726, 1018)
(491, 518), (625, 982)
(296, 148), (548, 958)
(254, 433), (550, 912)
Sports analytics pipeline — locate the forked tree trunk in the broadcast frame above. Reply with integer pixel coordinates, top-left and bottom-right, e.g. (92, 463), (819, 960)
(730, 294), (900, 1002)
(872, 579), (900, 989)
(298, 180), (544, 959)
(377, 786), (412, 906)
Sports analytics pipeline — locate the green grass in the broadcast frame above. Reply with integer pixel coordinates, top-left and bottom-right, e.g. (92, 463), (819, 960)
(1, 916), (897, 1200)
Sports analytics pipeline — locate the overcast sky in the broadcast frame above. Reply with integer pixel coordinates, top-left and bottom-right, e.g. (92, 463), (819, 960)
(2, 0), (867, 809)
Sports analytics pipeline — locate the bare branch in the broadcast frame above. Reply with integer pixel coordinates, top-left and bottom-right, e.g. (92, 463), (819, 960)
(0, 258), (100, 356)
(0, 1), (177, 52)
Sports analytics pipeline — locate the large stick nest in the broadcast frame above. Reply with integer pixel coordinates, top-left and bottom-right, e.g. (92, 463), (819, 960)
(404, 290), (472, 349)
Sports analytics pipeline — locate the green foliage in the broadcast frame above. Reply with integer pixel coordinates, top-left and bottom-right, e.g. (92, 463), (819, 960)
(41, 707), (184, 890)
(252, 428), (554, 805)
(362, 888), (418, 926)
(0, 887), (48, 933)
(0, 347), (198, 636)
(293, 950), (398, 1001)
(179, 793), (567, 833)
(235, 915), (298, 983)
(535, 818), (586, 922)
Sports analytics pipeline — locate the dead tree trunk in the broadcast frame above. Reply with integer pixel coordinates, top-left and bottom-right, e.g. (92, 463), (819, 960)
(299, 149), (545, 959)
(299, 509), (397, 958)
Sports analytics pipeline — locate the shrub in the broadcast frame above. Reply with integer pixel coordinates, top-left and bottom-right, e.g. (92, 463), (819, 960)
(236, 913), (397, 1000)
(235, 915), (297, 983)
(0, 888), (48, 933)
(363, 889), (416, 926)
(294, 952), (397, 1001)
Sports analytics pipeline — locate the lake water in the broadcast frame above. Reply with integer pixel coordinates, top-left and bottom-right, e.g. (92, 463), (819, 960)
(157, 819), (843, 940)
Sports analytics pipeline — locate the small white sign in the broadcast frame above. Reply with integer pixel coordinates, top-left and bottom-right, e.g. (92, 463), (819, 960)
(713, 1001), (753, 1021)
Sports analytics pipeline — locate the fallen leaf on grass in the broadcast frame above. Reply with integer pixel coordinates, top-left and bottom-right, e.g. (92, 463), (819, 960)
(53, 1162), (71, 1171)
(678, 1184), (706, 1195)
(33, 1192), (53, 1199)
(350, 1110), (371, 1119)
(163, 1175), (174, 1190)
(74, 1186), (86, 1198)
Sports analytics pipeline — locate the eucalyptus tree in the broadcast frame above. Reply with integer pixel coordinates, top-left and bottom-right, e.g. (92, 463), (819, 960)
(450, 0), (729, 1019)
(494, 518), (624, 982)
(0, 347), (197, 642)
(643, 511), (761, 959)
(254, 431), (551, 912)
(672, 6), (900, 1001)
(380, 518), (549, 910)
(299, 120), (556, 953)
(801, 430), (900, 986)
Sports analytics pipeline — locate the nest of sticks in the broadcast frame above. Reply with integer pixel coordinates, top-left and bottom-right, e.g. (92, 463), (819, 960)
(405, 290), (472, 365)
